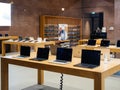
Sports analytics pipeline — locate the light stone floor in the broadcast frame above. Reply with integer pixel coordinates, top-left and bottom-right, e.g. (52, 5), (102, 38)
(0, 52), (120, 90)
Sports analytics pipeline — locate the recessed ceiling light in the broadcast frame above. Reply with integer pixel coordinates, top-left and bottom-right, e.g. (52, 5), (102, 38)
(61, 8), (65, 11)
(91, 12), (96, 14)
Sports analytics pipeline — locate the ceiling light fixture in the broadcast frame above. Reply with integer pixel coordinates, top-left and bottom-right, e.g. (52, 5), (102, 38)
(61, 8), (65, 11)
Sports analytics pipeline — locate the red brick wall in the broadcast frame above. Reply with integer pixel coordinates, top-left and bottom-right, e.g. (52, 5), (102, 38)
(82, 0), (114, 42)
(0, 0), (82, 39)
(0, 0), (117, 43)
(115, 0), (120, 42)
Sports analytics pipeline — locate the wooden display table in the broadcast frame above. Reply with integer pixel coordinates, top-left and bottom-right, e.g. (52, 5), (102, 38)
(2, 40), (55, 56)
(78, 39), (102, 45)
(0, 36), (18, 40)
(78, 39), (88, 45)
(1, 54), (120, 90)
(55, 40), (70, 44)
(0, 36), (18, 53)
(78, 44), (120, 53)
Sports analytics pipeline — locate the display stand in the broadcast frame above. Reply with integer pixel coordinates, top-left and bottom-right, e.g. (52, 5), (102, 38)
(40, 15), (82, 46)
(22, 85), (59, 90)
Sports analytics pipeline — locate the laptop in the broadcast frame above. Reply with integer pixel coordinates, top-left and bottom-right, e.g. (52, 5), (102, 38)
(30, 47), (49, 61)
(5, 34), (8, 36)
(100, 40), (110, 47)
(18, 36), (23, 41)
(117, 40), (120, 47)
(74, 49), (101, 68)
(50, 47), (72, 64)
(16, 46), (31, 58)
(94, 48), (110, 61)
(87, 39), (96, 46)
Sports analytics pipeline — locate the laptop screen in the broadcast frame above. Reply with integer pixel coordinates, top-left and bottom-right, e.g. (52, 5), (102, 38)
(100, 40), (110, 47)
(81, 49), (101, 66)
(56, 48), (72, 61)
(18, 36), (23, 41)
(117, 40), (120, 47)
(20, 46), (31, 56)
(87, 39), (96, 46)
(37, 48), (49, 59)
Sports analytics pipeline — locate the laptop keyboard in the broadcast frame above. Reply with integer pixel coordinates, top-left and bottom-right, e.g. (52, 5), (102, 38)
(55, 60), (68, 63)
(16, 55), (29, 58)
(30, 58), (47, 61)
(75, 63), (98, 68)
(35, 58), (47, 61)
(49, 59), (70, 64)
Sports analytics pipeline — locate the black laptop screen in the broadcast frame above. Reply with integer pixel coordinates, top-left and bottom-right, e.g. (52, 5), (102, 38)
(117, 40), (120, 47)
(56, 48), (72, 61)
(81, 49), (101, 66)
(100, 40), (110, 47)
(87, 39), (96, 46)
(37, 48), (49, 59)
(20, 46), (30, 56)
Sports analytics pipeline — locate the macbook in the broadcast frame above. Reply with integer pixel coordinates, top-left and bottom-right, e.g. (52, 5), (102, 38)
(16, 46), (31, 58)
(30, 47), (49, 61)
(117, 40), (120, 47)
(18, 36), (23, 41)
(87, 39), (96, 46)
(100, 40), (110, 47)
(5, 34), (8, 36)
(51, 47), (72, 64)
(74, 49), (101, 68)
(0, 34), (2, 37)
(94, 48), (110, 61)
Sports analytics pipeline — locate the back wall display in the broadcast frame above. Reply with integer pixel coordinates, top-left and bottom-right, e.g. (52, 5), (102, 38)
(40, 15), (82, 46)
(58, 24), (68, 40)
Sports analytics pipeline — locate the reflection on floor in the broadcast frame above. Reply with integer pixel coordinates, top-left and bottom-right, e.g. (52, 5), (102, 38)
(0, 53), (120, 90)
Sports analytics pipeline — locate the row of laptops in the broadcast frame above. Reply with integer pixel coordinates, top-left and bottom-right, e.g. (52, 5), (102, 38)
(88, 39), (120, 47)
(0, 34), (9, 37)
(17, 46), (72, 62)
(87, 39), (110, 47)
(16, 46), (101, 69)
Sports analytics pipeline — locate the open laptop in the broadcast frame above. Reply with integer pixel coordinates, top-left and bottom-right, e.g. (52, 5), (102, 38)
(87, 39), (96, 46)
(18, 36), (23, 41)
(16, 46), (31, 58)
(94, 48), (110, 61)
(117, 40), (120, 47)
(50, 47), (72, 64)
(30, 47), (49, 61)
(74, 49), (101, 68)
(100, 40), (110, 47)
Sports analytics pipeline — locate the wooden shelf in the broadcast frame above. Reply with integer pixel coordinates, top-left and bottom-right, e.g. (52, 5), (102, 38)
(40, 15), (82, 46)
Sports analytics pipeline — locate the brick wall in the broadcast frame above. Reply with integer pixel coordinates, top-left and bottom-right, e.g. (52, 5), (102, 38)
(82, 0), (114, 42)
(0, 0), (82, 39)
(115, 0), (120, 42)
(0, 0), (118, 43)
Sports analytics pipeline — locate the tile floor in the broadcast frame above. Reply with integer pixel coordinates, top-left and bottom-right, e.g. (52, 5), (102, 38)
(0, 53), (120, 90)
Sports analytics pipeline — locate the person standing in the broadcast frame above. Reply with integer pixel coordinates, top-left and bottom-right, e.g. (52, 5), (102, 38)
(58, 27), (68, 40)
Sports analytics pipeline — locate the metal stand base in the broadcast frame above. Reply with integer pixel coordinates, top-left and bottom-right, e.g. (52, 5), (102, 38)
(22, 84), (59, 90)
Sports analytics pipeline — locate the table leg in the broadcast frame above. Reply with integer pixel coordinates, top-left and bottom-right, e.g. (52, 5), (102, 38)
(38, 70), (44, 85)
(34, 45), (37, 52)
(94, 74), (104, 90)
(1, 59), (9, 90)
(17, 44), (20, 52)
(2, 42), (6, 56)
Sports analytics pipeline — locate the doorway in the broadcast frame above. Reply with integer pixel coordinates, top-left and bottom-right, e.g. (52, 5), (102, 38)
(83, 12), (104, 39)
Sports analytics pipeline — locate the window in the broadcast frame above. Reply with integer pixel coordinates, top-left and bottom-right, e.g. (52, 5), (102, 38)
(0, 2), (11, 26)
